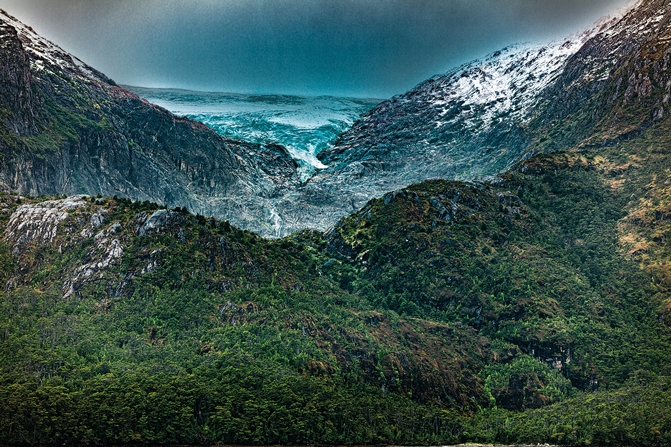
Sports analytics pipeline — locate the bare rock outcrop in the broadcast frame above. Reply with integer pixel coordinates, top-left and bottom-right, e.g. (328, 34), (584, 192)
(3, 195), (88, 255)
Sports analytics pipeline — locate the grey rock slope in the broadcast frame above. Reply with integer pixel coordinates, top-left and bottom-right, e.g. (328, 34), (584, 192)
(305, 5), (634, 212)
(0, 10), (300, 237)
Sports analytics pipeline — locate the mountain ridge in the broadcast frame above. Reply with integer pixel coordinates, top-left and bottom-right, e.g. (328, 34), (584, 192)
(1, 1), (671, 444)
(0, 2), (653, 238)
(309, 3), (636, 208)
(0, 8), (303, 238)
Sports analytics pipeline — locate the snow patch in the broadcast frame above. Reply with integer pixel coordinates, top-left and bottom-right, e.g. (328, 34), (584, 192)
(395, 2), (635, 134)
(0, 9), (109, 86)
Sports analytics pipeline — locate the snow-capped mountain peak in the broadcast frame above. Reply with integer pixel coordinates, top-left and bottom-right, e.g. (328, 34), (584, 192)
(0, 9), (113, 87)
(308, 1), (646, 227)
(400, 2), (634, 133)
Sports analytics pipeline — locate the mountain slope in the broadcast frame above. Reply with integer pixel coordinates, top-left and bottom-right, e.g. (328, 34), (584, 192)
(1, 124), (671, 443)
(529, 0), (671, 149)
(0, 10), (300, 238)
(291, 5), (636, 226)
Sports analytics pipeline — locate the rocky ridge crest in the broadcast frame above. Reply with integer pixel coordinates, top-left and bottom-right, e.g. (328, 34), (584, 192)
(0, 9), (301, 238)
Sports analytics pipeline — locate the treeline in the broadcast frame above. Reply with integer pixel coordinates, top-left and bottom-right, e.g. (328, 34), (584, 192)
(2, 369), (669, 445)
(464, 376), (671, 446)
(0, 364), (460, 445)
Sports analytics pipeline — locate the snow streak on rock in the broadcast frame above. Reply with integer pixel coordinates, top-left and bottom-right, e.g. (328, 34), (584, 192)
(0, 10), (113, 87)
(341, 3), (633, 152)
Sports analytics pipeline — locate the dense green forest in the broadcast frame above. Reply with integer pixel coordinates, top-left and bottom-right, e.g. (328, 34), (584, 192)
(2, 0), (671, 443)
(1, 116), (670, 445)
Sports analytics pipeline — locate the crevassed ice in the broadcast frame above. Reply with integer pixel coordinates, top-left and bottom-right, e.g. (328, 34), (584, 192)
(127, 87), (380, 181)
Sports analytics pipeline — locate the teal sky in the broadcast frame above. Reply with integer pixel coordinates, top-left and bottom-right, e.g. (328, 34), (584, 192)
(0, 0), (631, 98)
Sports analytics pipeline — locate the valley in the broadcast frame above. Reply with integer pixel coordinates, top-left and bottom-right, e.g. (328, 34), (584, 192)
(1, 0), (671, 445)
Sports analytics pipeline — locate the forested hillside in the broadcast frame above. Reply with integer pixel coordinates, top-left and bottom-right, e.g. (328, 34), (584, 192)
(1, 117), (670, 443)
(2, 0), (671, 445)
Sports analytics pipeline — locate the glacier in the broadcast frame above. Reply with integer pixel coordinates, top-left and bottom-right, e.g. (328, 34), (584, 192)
(124, 87), (381, 181)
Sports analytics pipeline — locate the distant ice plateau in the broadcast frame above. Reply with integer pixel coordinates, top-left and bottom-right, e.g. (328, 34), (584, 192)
(124, 86), (382, 181)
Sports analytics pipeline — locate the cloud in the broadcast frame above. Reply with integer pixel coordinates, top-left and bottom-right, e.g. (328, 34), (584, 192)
(0, 0), (629, 97)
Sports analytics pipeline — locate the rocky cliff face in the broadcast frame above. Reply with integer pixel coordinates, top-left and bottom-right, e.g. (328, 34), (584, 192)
(254, 0), (671, 236)
(0, 20), (39, 137)
(529, 0), (671, 148)
(0, 10), (301, 238)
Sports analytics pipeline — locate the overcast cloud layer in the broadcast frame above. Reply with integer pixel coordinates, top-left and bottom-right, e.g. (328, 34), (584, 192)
(0, 0), (630, 98)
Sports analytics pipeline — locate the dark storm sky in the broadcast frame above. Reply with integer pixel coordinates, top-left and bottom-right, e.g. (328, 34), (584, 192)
(0, 0), (631, 98)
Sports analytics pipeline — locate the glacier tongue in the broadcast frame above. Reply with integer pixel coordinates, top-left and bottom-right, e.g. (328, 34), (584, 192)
(124, 87), (381, 182)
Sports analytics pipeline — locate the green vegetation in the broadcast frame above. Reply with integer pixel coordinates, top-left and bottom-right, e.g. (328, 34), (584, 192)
(324, 151), (671, 393)
(1, 114), (671, 444)
(0, 82), (112, 162)
(459, 376), (671, 446)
